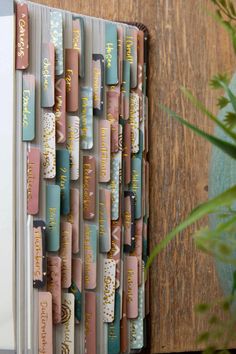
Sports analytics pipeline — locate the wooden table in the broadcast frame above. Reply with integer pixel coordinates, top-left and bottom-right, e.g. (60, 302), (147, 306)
(32, 0), (236, 352)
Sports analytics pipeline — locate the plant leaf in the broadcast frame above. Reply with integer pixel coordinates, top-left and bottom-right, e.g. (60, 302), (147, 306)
(224, 111), (236, 128)
(210, 73), (230, 89)
(159, 104), (236, 159)
(180, 87), (236, 140)
(217, 96), (230, 109)
(209, 72), (236, 114)
(146, 185), (236, 274)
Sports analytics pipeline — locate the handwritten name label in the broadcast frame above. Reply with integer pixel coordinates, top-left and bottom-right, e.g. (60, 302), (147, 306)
(129, 92), (139, 153)
(33, 221), (46, 289)
(84, 224), (97, 290)
(99, 120), (111, 182)
(99, 188), (111, 252)
(27, 148), (40, 215)
(46, 185), (60, 251)
(59, 222), (72, 288)
(38, 292), (53, 354)
(125, 256), (138, 319)
(41, 43), (55, 107)
(56, 149), (70, 215)
(65, 49), (79, 112)
(22, 74), (35, 141)
(16, 3), (29, 69)
(83, 156), (96, 220)
(105, 23), (118, 85)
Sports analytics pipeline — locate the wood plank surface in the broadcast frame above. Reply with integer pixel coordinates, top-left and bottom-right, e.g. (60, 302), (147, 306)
(31, 0), (236, 352)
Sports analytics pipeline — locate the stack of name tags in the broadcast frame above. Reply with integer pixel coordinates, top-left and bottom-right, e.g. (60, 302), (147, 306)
(16, 1), (149, 353)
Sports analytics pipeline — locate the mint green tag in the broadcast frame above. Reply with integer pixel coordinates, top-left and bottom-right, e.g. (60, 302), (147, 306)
(105, 23), (118, 85)
(125, 27), (138, 89)
(130, 157), (142, 219)
(108, 291), (120, 354)
(46, 184), (60, 251)
(22, 74), (35, 141)
(56, 149), (70, 216)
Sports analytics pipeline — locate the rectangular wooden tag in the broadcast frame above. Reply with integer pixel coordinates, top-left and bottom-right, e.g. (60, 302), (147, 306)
(56, 149), (70, 216)
(92, 54), (104, 116)
(50, 11), (63, 75)
(124, 191), (135, 253)
(47, 256), (61, 324)
(67, 188), (80, 254)
(108, 216), (122, 289)
(109, 154), (120, 221)
(16, 3), (29, 70)
(65, 48), (79, 112)
(125, 256), (138, 319)
(129, 92), (140, 153)
(83, 156), (96, 220)
(121, 60), (131, 120)
(60, 293), (75, 353)
(84, 224), (97, 290)
(42, 111), (56, 179)
(103, 259), (116, 322)
(108, 291), (121, 354)
(54, 78), (66, 143)
(107, 91), (119, 153)
(99, 188), (111, 253)
(99, 120), (111, 182)
(73, 16), (85, 78)
(41, 43), (55, 108)
(33, 220), (46, 289)
(123, 123), (131, 185)
(85, 292), (96, 354)
(125, 27), (138, 89)
(80, 87), (93, 149)
(38, 292), (53, 354)
(46, 184), (60, 251)
(69, 258), (82, 322)
(130, 157), (142, 219)
(59, 221), (72, 288)
(22, 74), (35, 141)
(105, 23), (118, 85)
(27, 148), (40, 215)
(67, 115), (80, 180)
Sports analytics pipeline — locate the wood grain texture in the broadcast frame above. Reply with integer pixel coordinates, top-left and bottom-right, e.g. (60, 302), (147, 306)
(31, 0), (236, 352)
